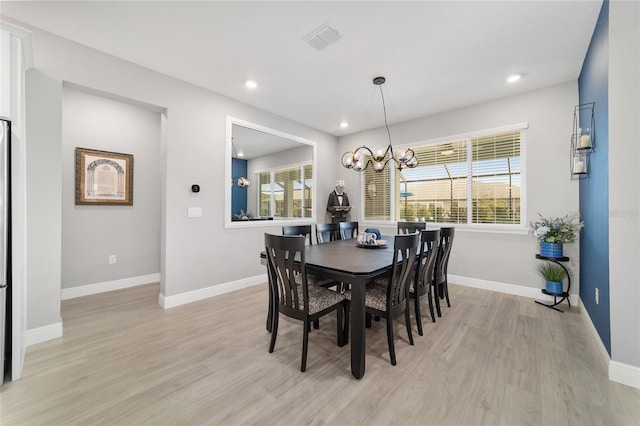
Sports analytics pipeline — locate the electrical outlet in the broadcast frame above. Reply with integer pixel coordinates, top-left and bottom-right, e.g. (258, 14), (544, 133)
(595, 288), (599, 305)
(109, 255), (117, 265)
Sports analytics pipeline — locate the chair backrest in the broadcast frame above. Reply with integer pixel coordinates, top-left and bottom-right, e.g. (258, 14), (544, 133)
(385, 232), (420, 309)
(339, 221), (359, 240)
(282, 225), (313, 245)
(435, 227), (455, 283)
(414, 229), (440, 293)
(397, 221), (427, 235)
(265, 233), (308, 316)
(316, 223), (340, 244)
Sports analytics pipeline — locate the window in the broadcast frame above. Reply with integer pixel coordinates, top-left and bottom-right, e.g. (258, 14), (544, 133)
(470, 132), (521, 224)
(363, 125), (525, 226)
(363, 165), (391, 220)
(258, 164), (313, 218)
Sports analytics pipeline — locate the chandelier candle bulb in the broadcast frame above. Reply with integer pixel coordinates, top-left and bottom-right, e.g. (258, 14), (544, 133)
(342, 153), (354, 167)
(373, 147), (386, 161)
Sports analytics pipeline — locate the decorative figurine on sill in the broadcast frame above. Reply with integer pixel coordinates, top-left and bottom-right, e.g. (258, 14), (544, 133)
(327, 180), (351, 223)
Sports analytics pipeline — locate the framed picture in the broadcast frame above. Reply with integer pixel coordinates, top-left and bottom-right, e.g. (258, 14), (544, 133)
(75, 147), (134, 205)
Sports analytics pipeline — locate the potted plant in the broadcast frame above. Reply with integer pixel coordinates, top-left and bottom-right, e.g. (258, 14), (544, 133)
(529, 212), (584, 258)
(538, 262), (567, 294)
(232, 209), (253, 221)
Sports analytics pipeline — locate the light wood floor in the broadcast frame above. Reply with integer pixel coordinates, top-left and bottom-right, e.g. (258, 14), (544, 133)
(1, 283), (639, 425)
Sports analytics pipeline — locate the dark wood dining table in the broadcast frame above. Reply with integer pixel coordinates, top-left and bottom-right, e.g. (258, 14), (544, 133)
(302, 238), (395, 379)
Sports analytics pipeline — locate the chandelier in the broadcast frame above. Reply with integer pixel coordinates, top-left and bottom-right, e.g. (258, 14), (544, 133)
(341, 76), (419, 172)
(231, 176), (251, 188)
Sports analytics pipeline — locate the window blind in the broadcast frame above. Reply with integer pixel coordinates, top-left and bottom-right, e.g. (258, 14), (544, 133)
(397, 140), (467, 222)
(259, 163), (312, 218)
(363, 154), (391, 220)
(471, 131), (521, 224)
(361, 127), (524, 226)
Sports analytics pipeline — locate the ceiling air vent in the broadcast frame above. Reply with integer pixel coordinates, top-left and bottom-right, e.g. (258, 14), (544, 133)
(303, 24), (341, 50)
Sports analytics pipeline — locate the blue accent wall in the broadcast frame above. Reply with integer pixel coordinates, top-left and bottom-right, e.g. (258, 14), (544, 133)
(578, 1), (610, 354)
(231, 158), (248, 216)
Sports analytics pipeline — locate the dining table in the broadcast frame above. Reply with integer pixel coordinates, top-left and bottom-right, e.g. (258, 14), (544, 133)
(264, 237), (396, 379)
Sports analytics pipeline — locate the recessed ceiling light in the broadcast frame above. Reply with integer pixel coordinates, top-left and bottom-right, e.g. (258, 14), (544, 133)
(245, 80), (258, 89)
(507, 74), (522, 83)
(339, 121), (349, 128)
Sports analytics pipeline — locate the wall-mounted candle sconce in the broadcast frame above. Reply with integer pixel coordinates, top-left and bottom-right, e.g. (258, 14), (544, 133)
(571, 102), (595, 180)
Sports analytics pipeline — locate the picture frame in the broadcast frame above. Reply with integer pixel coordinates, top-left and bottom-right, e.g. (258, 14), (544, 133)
(75, 147), (134, 205)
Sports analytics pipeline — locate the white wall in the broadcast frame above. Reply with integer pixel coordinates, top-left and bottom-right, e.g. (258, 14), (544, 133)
(15, 22), (338, 332)
(338, 82), (580, 294)
(25, 69), (62, 330)
(2, 22), (30, 378)
(1, 30), (11, 117)
(609, 1), (640, 374)
(61, 86), (161, 290)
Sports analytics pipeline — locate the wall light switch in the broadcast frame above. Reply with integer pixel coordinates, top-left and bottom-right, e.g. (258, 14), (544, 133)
(188, 207), (202, 218)
(109, 255), (117, 264)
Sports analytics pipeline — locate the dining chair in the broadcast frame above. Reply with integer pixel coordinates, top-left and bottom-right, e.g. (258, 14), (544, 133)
(282, 225), (332, 289)
(434, 227), (455, 317)
(264, 233), (347, 372)
(282, 225), (313, 244)
(409, 229), (440, 335)
(316, 222), (349, 294)
(316, 223), (340, 244)
(269, 225), (315, 332)
(281, 224), (337, 330)
(345, 231), (420, 366)
(397, 221), (427, 234)
(339, 221), (359, 240)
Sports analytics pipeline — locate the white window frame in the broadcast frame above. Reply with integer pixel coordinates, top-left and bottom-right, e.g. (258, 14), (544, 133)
(360, 123), (529, 234)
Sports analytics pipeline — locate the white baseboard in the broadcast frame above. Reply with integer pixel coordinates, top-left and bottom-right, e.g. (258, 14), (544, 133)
(610, 361), (640, 390)
(25, 321), (63, 347)
(61, 273), (161, 300)
(579, 297), (612, 370)
(449, 274), (580, 306)
(159, 274), (267, 309)
(578, 298), (640, 390)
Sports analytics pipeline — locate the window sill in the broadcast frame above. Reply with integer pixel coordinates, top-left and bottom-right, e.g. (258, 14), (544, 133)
(360, 220), (529, 236)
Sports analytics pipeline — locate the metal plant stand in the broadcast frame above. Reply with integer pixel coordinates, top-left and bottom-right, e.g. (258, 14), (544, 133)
(535, 254), (571, 313)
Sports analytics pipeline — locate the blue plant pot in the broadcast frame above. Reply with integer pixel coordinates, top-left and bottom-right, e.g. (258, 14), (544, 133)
(546, 280), (564, 294)
(540, 242), (563, 258)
